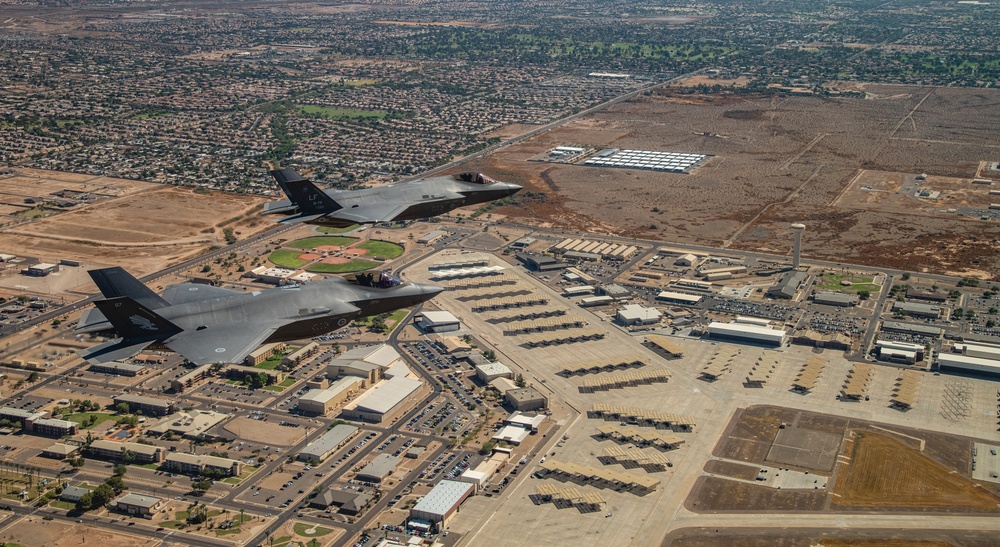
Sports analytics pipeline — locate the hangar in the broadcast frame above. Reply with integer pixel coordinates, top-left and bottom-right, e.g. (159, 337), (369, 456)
(706, 321), (787, 346)
(410, 480), (475, 529)
(341, 375), (422, 423)
(415, 311), (461, 333)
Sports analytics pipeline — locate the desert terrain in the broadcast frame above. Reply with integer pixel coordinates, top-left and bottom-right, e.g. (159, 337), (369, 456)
(472, 85), (1000, 277)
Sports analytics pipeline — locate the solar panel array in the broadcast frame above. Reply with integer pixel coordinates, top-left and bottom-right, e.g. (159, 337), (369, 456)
(584, 149), (710, 173)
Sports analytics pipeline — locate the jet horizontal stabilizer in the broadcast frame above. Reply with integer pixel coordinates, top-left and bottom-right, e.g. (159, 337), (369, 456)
(80, 338), (155, 364)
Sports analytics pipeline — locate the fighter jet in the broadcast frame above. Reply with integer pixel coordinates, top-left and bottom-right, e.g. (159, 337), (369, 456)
(264, 168), (522, 227)
(75, 267), (442, 365)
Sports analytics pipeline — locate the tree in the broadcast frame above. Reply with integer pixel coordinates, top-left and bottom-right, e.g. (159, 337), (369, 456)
(479, 440), (496, 455)
(90, 483), (116, 508)
(113, 464), (127, 476)
(69, 457), (85, 468)
(515, 373), (526, 388)
(857, 289), (870, 300)
(104, 475), (126, 494)
(482, 349), (496, 361)
(192, 479), (213, 492)
(26, 372), (39, 383)
(116, 402), (131, 414)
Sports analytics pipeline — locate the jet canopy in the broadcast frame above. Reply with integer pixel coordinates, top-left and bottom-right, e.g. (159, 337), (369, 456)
(355, 271), (404, 288)
(455, 172), (497, 185)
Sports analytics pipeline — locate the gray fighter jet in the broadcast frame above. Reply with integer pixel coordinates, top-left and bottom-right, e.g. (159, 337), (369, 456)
(264, 169), (522, 227)
(75, 267), (442, 365)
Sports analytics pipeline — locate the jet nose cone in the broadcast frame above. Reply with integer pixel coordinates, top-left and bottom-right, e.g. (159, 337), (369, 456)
(504, 182), (523, 197)
(416, 283), (445, 299)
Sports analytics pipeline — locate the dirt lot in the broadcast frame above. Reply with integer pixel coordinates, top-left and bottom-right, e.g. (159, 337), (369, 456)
(473, 85), (1000, 277)
(223, 417), (307, 446)
(0, 517), (151, 547)
(0, 178), (269, 278)
(699, 405), (1000, 513)
(703, 459), (760, 481)
(687, 475), (827, 512)
(831, 431), (1000, 511)
(663, 527), (996, 547)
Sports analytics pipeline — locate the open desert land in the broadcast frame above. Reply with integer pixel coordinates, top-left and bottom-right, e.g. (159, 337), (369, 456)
(0, 516), (154, 547)
(0, 171), (271, 278)
(407, 250), (1000, 546)
(473, 85), (1000, 277)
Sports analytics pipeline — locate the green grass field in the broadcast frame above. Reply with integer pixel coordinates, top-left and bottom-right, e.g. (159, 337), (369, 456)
(385, 309), (410, 332)
(49, 499), (76, 510)
(307, 260), (379, 273)
(316, 225), (359, 235)
(816, 272), (880, 293)
(297, 105), (387, 119)
(269, 250), (309, 268)
(263, 377), (298, 392)
(287, 236), (357, 249)
(64, 412), (117, 429)
(254, 353), (286, 370)
(357, 240), (404, 260)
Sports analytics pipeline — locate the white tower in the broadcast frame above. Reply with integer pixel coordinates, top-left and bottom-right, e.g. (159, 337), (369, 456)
(791, 223), (805, 270)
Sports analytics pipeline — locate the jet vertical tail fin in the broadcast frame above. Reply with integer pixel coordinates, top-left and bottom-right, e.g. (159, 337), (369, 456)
(93, 297), (182, 341)
(89, 267), (169, 310)
(269, 168), (341, 215)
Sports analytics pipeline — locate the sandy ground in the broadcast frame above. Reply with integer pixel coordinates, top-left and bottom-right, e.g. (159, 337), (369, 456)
(0, 517), (153, 547)
(223, 417), (308, 446)
(0, 179), (270, 278)
(472, 85), (1000, 277)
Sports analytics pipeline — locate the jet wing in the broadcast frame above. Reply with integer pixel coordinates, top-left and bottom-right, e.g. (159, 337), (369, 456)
(162, 283), (242, 306)
(76, 307), (111, 334)
(325, 203), (412, 224)
(80, 338), (155, 364)
(163, 322), (280, 366)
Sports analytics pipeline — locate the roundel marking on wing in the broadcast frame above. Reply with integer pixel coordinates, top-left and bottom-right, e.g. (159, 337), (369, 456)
(189, 287), (199, 291)
(215, 348), (226, 353)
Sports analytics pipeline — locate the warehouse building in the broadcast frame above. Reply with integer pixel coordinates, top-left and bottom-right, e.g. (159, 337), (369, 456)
(113, 394), (175, 416)
(655, 291), (702, 306)
(874, 340), (925, 364)
(298, 377), (364, 415)
(165, 453), (242, 476)
(616, 304), (661, 326)
(881, 321), (943, 338)
(88, 362), (146, 376)
(892, 301), (943, 319)
(356, 454), (401, 483)
(415, 311), (461, 333)
(813, 291), (859, 307)
(505, 387), (548, 411)
(409, 480), (475, 530)
(706, 321), (787, 346)
(418, 230), (448, 245)
(938, 353), (1000, 377)
(341, 375), (422, 423)
(327, 344), (401, 385)
(475, 362), (513, 383)
(299, 424), (359, 463)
